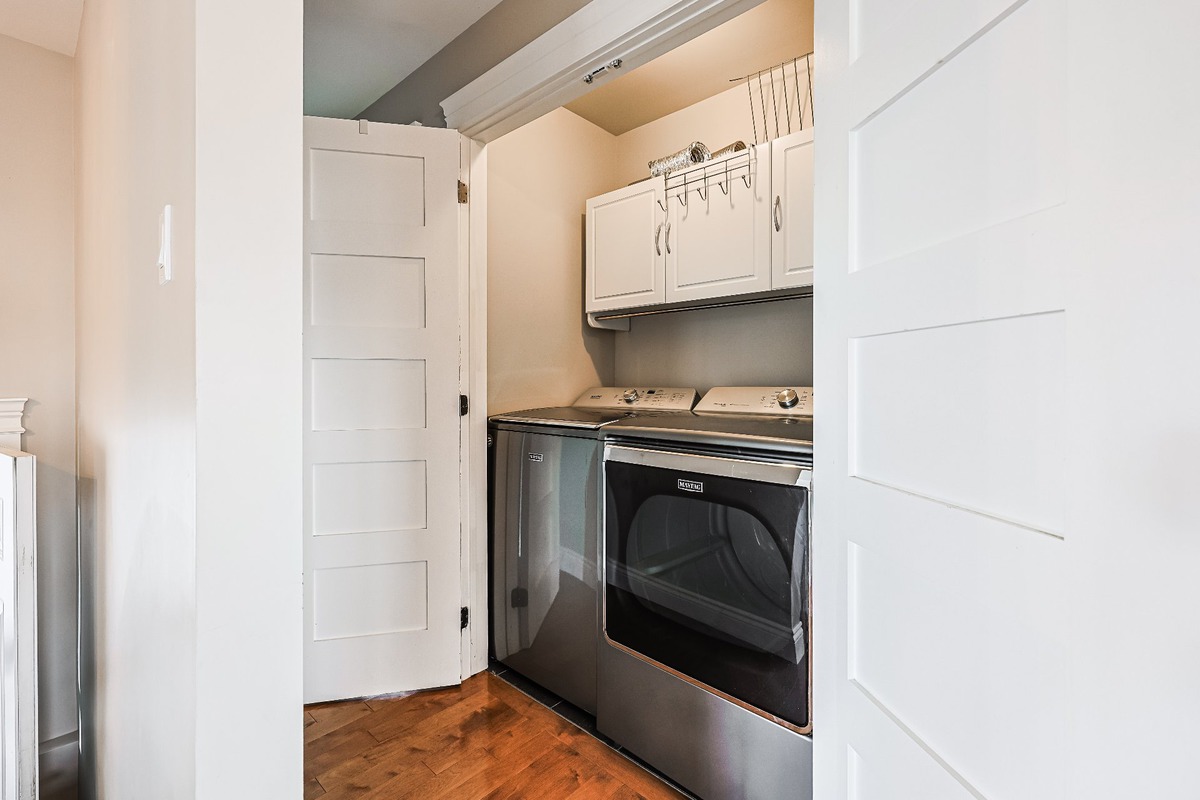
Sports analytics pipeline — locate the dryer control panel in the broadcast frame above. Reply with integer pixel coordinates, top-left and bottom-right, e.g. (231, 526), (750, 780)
(695, 386), (814, 416)
(573, 387), (698, 411)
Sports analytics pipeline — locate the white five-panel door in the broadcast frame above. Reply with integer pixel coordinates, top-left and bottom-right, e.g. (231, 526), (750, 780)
(303, 117), (464, 702)
(816, 0), (1200, 797)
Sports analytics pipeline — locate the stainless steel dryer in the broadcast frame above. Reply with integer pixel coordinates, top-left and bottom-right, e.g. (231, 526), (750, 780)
(488, 387), (697, 714)
(598, 386), (815, 800)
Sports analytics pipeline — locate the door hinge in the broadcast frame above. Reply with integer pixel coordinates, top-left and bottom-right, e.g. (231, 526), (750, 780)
(460, 394), (469, 416)
(457, 180), (469, 204)
(460, 606), (469, 630)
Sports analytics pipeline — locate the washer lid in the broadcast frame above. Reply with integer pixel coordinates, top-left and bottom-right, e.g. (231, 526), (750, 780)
(489, 406), (633, 430)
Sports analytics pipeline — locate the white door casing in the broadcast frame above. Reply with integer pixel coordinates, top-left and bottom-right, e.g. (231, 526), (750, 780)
(303, 117), (464, 702)
(817, 0), (1200, 797)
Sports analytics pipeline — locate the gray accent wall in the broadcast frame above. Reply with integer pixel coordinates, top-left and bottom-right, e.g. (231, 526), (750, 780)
(359, 0), (592, 125)
(613, 299), (813, 394)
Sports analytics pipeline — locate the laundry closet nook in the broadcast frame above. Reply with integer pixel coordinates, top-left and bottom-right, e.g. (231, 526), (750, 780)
(485, 0), (815, 417)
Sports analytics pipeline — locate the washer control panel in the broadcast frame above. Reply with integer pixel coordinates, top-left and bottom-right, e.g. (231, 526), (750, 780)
(573, 387), (698, 411)
(695, 386), (814, 416)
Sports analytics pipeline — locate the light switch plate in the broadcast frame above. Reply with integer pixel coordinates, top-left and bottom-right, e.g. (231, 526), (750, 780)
(157, 204), (172, 285)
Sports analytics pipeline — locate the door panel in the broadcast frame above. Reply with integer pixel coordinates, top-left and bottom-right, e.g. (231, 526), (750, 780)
(665, 149), (772, 301)
(0, 452), (36, 799)
(586, 181), (665, 311)
(816, 0), (1070, 797)
(771, 129), (815, 289)
(303, 117), (462, 702)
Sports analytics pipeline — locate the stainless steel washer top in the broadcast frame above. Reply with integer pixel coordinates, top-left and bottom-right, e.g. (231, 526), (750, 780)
(601, 385), (814, 455)
(489, 386), (699, 431)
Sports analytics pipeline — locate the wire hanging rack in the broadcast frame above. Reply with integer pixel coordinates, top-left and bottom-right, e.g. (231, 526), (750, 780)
(730, 51), (814, 146)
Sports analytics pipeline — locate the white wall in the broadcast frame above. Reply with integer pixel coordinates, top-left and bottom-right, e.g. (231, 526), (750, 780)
(487, 107), (617, 413)
(0, 32), (79, 749)
(75, 0), (199, 793)
(74, 0), (303, 796)
(193, 0), (303, 794)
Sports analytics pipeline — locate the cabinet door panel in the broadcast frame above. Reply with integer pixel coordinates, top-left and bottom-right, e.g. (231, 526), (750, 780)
(665, 148), (772, 302)
(586, 182), (664, 312)
(771, 129), (815, 289)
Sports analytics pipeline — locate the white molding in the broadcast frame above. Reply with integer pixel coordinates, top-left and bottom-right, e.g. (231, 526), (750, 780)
(464, 138), (489, 677)
(0, 399), (29, 451)
(456, 135), (491, 680)
(441, 0), (766, 142)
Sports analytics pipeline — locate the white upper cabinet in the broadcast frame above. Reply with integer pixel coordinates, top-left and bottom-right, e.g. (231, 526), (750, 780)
(665, 147), (772, 303)
(586, 131), (814, 320)
(770, 129), (815, 289)
(585, 180), (665, 313)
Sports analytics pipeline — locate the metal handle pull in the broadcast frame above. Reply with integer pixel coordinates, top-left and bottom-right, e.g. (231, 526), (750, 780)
(774, 196), (783, 231)
(654, 223), (662, 256)
(665, 222), (672, 254)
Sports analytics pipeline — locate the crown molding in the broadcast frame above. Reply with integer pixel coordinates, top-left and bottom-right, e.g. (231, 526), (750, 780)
(0, 398), (29, 451)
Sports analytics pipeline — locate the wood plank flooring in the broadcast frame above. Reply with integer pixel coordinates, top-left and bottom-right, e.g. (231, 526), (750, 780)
(304, 672), (687, 799)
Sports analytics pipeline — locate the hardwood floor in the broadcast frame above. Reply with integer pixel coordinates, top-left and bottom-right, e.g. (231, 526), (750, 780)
(304, 672), (687, 799)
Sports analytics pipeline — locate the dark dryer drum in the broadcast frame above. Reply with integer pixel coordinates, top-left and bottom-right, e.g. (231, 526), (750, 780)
(598, 387), (815, 800)
(487, 387), (697, 714)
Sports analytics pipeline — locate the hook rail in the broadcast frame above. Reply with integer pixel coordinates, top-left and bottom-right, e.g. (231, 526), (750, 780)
(662, 148), (756, 209)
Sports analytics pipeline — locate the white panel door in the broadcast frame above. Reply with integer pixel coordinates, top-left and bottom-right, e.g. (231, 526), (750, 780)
(817, 0), (1200, 797)
(586, 181), (665, 312)
(303, 117), (463, 702)
(817, 1), (1069, 798)
(770, 129), (814, 289)
(0, 450), (36, 800)
(665, 148), (772, 302)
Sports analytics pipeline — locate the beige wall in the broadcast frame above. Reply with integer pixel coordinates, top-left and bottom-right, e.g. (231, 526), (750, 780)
(0, 33), (78, 746)
(614, 82), (758, 187)
(74, 0), (303, 795)
(487, 107), (617, 414)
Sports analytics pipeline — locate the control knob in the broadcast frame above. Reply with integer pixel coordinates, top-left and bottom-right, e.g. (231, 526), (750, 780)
(622, 388), (640, 404)
(776, 388), (800, 409)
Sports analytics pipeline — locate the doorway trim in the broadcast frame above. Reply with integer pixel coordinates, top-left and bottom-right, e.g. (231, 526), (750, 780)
(448, 0), (767, 678)
(442, 0), (767, 143)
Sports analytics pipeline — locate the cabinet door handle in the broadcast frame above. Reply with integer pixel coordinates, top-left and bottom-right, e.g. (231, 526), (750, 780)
(665, 223), (672, 254)
(774, 196), (783, 232)
(654, 223), (662, 256)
